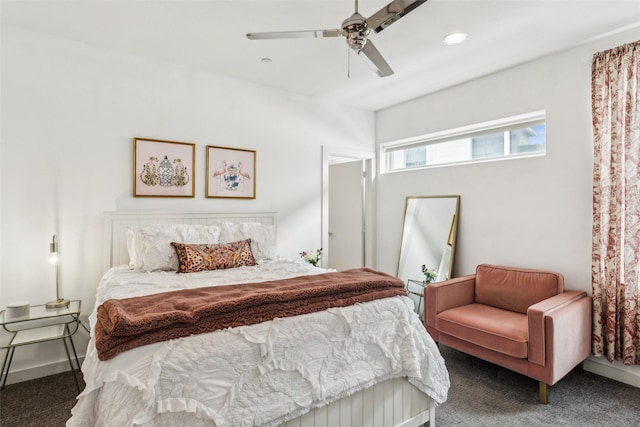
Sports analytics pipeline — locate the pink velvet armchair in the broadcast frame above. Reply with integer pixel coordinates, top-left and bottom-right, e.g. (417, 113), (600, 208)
(424, 264), (592, 403)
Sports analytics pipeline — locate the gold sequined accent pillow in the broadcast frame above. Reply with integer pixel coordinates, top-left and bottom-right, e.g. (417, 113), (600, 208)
(171, 239), (256, 273)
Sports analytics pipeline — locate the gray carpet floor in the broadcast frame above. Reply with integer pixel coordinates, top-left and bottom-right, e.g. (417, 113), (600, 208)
(0, 369), (84, 427)
(436, 346), (640, 426)
(0, 346), (638, 426)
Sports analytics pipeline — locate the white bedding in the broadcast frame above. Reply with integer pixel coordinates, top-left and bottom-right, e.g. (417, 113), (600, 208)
(69, 259), (450, 427)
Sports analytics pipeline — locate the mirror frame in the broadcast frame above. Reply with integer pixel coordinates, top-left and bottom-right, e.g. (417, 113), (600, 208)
(396, 195), (460, 285)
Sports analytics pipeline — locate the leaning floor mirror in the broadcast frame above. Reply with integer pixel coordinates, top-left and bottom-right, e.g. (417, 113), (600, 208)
(397, 195), (460, 316)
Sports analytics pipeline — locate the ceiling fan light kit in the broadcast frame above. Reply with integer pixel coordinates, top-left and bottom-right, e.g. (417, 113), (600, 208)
(246, 0), (428, 77)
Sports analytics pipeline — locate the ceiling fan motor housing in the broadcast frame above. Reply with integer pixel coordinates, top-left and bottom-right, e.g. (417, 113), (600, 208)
(347, 33), (368, 49)
(342, 12), (369, 49)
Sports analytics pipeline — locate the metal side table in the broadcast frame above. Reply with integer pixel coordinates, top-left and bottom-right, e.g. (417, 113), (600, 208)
(0, 300), (82, 392)
(406, 279), (428, 319)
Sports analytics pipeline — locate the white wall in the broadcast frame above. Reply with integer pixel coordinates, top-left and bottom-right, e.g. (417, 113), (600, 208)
(0, 26), (374, 381)
(376, 27), (640, 385)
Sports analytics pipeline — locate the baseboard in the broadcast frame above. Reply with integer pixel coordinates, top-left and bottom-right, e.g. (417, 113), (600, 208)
(584, 355), (640, 388)
(3, 357), (85, 386)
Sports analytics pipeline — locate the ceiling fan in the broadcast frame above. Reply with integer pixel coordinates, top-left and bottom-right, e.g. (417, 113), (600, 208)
(246, 0), (428, 77)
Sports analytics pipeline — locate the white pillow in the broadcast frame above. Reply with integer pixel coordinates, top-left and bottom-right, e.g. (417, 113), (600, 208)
(126, 227), (137, 269)
(127, 224), (222, 271)
(219, 222), (276, 260)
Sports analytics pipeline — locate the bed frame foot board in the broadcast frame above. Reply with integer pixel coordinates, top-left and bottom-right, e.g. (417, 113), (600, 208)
(283, 377), (435, 427)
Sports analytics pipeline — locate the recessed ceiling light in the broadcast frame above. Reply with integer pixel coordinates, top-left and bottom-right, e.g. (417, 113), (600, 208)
(261, 57), (272, 63)
(442, 32), (467, 46)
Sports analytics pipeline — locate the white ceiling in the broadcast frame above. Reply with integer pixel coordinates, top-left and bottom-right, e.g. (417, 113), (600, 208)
(2, 0), (640, 111)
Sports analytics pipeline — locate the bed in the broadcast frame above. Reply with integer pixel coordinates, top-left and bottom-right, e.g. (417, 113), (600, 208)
(68, 212), (449, 427)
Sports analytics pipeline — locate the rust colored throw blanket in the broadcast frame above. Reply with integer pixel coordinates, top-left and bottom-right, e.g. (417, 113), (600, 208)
(95, 268), (407, 361)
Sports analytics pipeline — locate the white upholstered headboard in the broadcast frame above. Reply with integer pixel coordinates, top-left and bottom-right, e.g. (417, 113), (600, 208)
(103, 211), (277, 271)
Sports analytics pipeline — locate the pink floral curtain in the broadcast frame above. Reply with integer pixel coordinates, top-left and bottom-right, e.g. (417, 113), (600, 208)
(591, 40), (640, 365)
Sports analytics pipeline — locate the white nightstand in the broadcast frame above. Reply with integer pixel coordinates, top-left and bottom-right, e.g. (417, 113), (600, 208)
(0, 300), (82, 392)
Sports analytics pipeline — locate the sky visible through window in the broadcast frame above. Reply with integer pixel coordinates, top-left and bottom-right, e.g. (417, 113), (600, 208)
(383, 116), (546, 173)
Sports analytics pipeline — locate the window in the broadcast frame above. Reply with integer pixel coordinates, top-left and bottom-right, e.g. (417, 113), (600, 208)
(381, 111), (546, 173)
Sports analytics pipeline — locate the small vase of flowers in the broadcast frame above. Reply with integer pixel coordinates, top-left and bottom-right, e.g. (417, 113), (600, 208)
(300, 248), (323, 267)
(421, 265), (437, 284)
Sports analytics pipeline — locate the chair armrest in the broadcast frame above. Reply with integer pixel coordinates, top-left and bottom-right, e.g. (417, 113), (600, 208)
(527, 291), (591, 367)
(424, 274), (476, 330)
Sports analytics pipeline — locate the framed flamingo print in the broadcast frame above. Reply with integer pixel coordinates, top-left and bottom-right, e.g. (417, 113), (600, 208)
(206, 146), (256, 199)
(134, 138), (195, 197)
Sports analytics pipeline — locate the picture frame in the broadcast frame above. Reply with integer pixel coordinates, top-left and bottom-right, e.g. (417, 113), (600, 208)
(206, 145), (256, 199)
(133, 137), (195, 197)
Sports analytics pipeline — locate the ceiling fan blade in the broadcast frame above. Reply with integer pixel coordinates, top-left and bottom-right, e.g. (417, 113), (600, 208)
(367, 0), (428, 33)
(247, 29), (343, 40)
(357, 40), (394, 77)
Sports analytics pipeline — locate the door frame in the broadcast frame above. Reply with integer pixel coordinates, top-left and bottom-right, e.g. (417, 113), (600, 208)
(321, 146), (376, 269)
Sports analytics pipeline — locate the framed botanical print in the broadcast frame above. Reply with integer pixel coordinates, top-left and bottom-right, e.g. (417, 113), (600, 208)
(206, 146), (256, 199)
(134, 138), (195, 197)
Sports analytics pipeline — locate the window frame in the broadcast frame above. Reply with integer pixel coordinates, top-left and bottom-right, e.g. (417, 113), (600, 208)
(380, 110), (546, 174)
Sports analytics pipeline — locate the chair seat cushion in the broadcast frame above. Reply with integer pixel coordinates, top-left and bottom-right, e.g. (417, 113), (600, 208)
(436, 303), (529, 358)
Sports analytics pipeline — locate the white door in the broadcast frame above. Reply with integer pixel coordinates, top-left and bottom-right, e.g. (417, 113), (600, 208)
(328, 159), (364, 271)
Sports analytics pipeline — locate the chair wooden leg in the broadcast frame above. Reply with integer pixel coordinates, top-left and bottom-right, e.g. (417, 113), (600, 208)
(539, 382), (549, 404)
